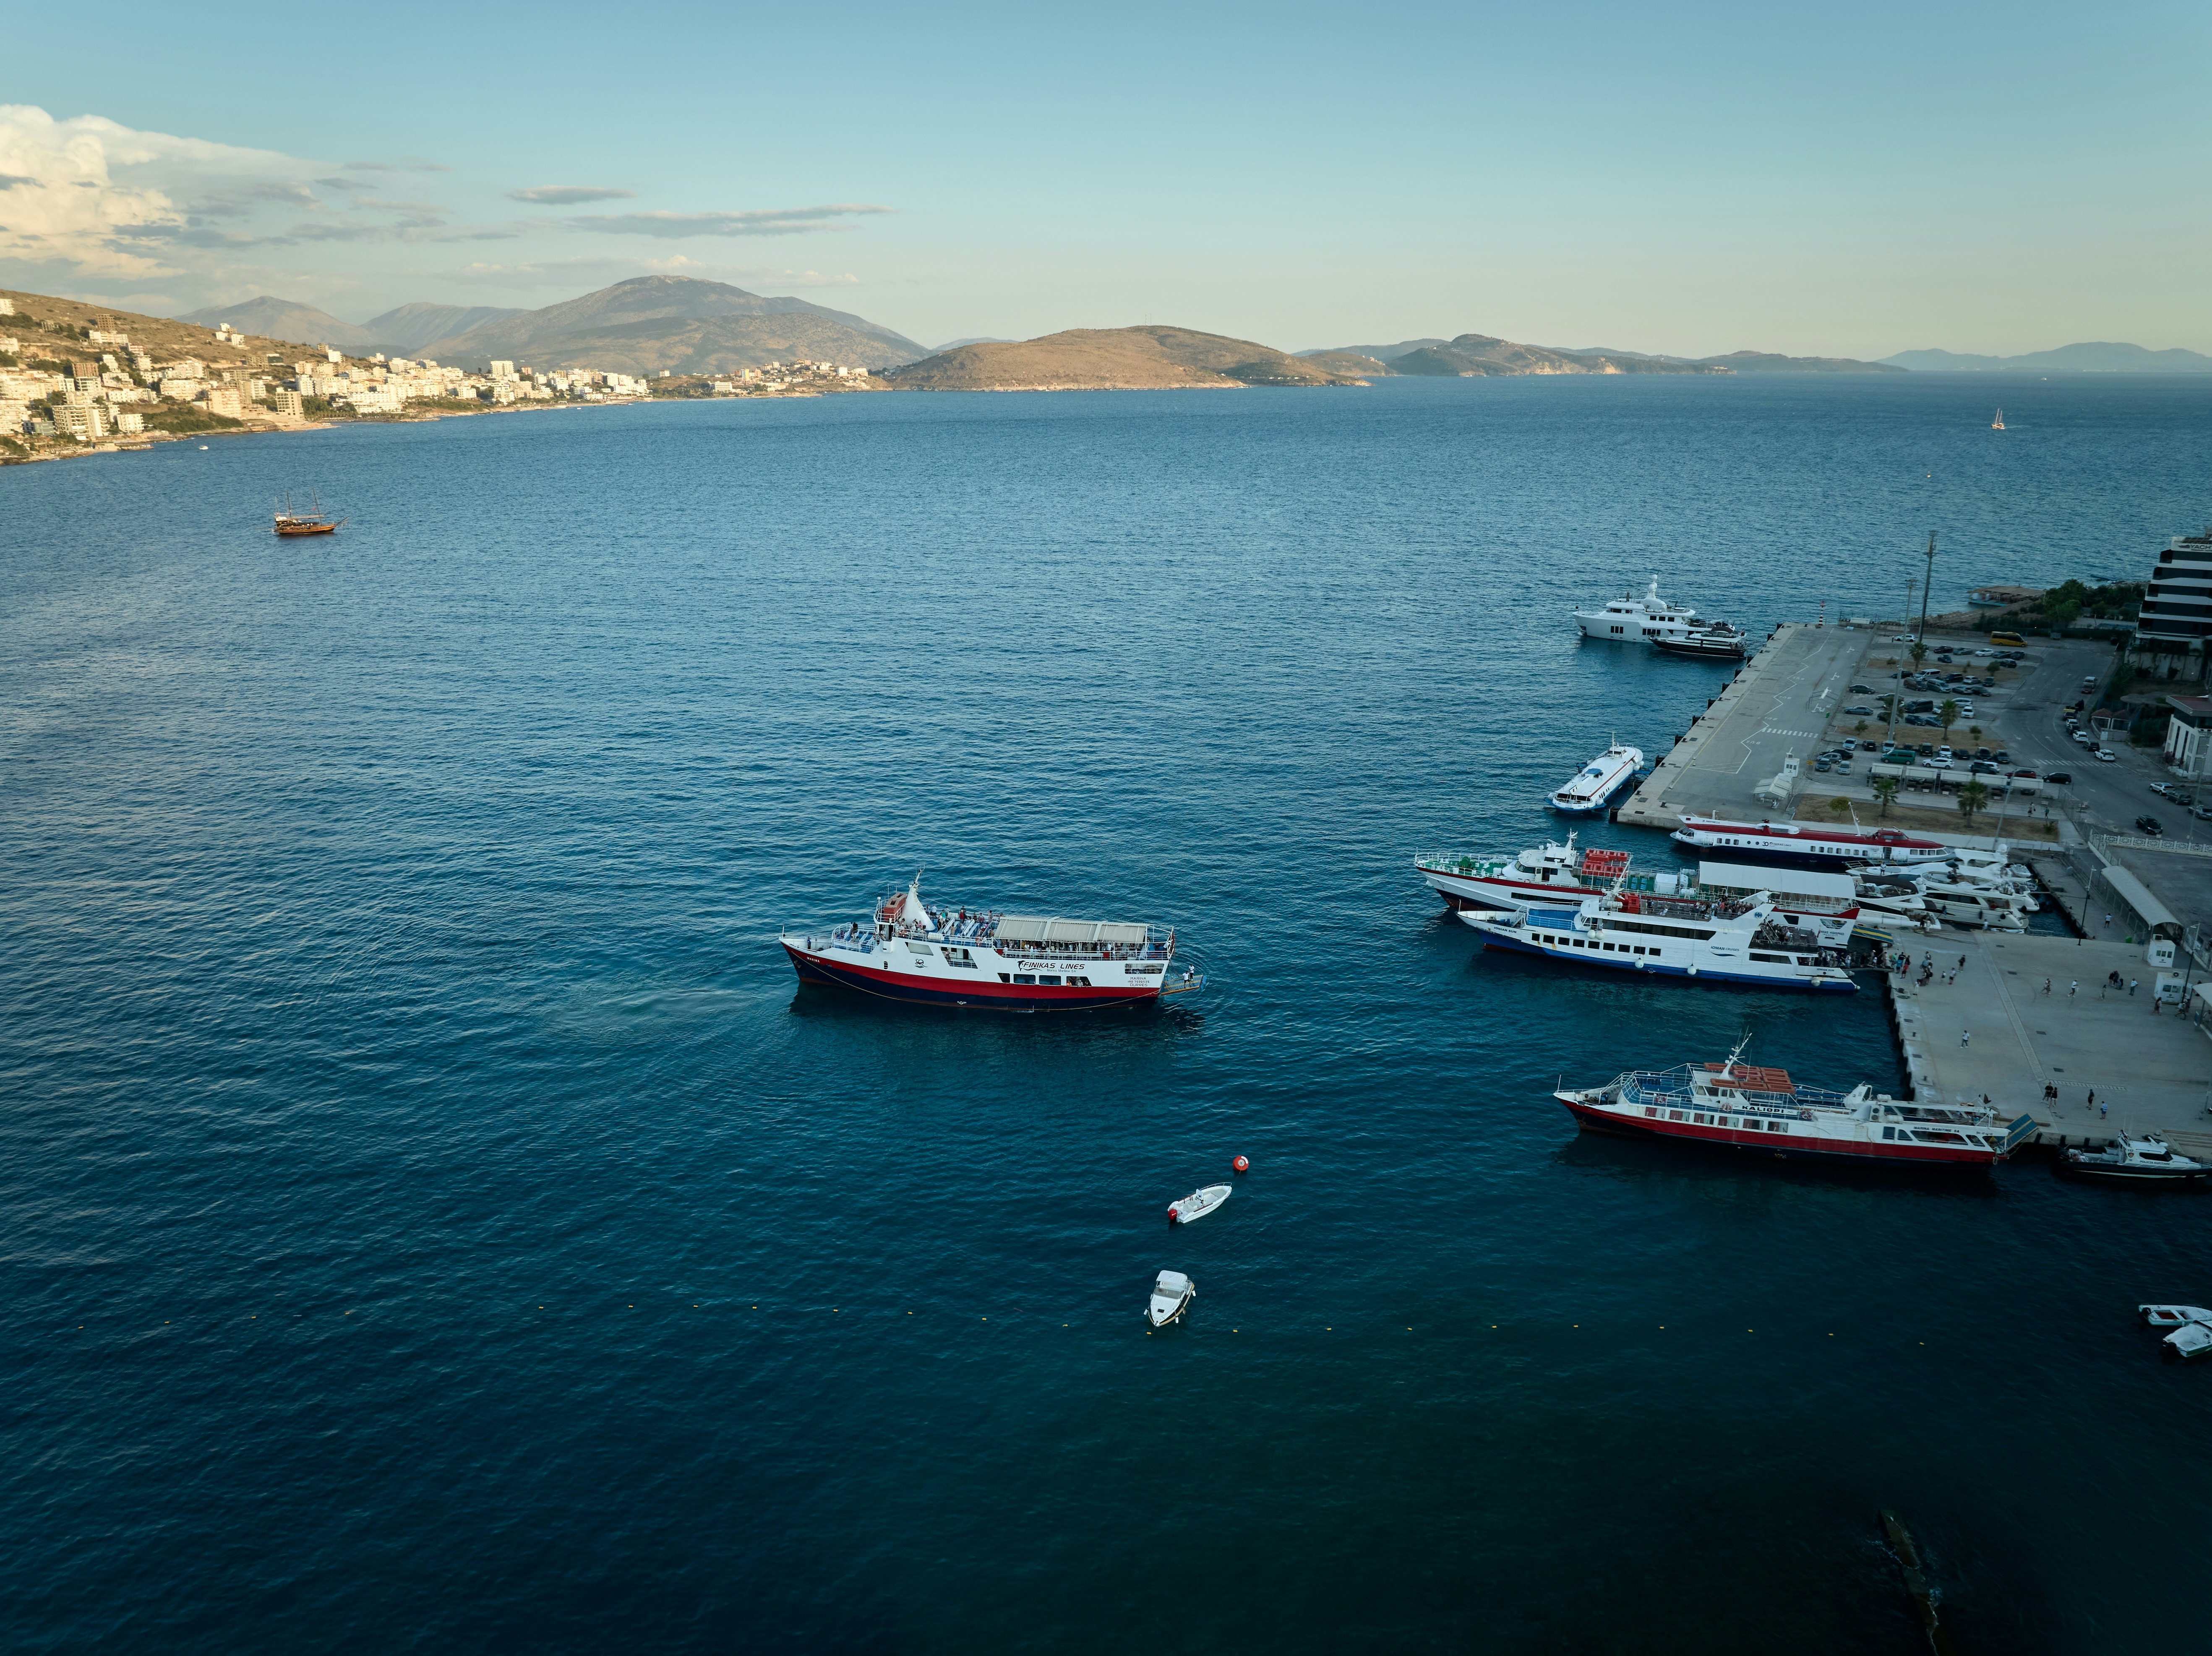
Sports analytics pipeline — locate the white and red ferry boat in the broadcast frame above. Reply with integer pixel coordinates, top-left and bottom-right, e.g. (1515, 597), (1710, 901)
(1414, 836), (1863, 946)
(778, 877), (1202, 1013)
(1669, 815), (1952, 872)
(1554, 1043), (2037, 1169)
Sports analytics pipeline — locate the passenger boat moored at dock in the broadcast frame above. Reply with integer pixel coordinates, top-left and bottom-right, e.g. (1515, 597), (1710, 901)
(1414, 838), (1862, 945)
(779, 877), (1203, 1012)
(1457, 888), (1859, 991)
(1670, 815), (1953, 872)
(1555, 1043), (2037, 1167)
(1546, 742), (1645, 815)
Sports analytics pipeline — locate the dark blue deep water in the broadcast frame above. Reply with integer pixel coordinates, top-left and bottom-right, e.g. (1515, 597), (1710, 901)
(5, 377), (2209, 1652)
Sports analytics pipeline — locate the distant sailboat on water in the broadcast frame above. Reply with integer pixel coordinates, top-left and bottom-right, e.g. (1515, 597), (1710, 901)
(1990, 407), (2006, 430)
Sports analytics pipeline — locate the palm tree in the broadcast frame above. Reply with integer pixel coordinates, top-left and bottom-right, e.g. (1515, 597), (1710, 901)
(1909, 640), (1928, 670)
(1939, 698), (1960, 745)
(1872, 776), (1900, 818)
(1957, 778), (1990, 827)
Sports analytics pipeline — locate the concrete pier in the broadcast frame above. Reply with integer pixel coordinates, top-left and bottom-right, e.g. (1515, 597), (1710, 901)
(1884, 932), (2212, 1158)
(1617, 623), (1873, 831)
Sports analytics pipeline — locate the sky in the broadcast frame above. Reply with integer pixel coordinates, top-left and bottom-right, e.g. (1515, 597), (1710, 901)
(3, 0), (2207, 355)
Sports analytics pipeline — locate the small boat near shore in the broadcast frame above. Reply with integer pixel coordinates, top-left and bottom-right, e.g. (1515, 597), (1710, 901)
(1148, 1271), (1195, 1327)
(1651, 621), (1748, 660)
(1555, 1042), (2036, 1167)
(1546, 742), (1644, 815)
(273, 490), (344, 536)
(2061, 1135), (2209, 1185)
(1168, 1185), (1231, 1225)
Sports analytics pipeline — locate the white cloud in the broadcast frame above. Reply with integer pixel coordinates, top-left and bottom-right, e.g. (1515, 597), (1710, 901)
(0, 104), (320, 278)
(509, 185), (636, 204)
(563, 205), (891, 238)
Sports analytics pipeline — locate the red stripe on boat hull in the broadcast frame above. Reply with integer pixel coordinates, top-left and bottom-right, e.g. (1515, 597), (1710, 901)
(1560, 1099), (1994, 1169)
(783, 945), (1161, 1013)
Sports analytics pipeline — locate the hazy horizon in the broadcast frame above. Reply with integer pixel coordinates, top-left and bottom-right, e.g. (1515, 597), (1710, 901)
(4, 1), (2206, 358)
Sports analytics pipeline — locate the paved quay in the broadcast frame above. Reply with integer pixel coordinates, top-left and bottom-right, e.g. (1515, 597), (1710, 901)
(1885, 932), (2212, 1158)
(1618, 623), (1874, 831)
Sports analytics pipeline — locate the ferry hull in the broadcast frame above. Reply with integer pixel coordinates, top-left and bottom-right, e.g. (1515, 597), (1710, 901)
(783, 943), (1161, 1013)
(1559, 1099), (1993, 1168)
(1476, 927), (1857, 993)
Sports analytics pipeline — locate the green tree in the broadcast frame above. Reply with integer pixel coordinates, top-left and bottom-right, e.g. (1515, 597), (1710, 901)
(1909, 641), (1928, 669)
(1957, 778), (1990, 826)
(1872, 776), (1900, 818)
(1939, 699), (1960, 744)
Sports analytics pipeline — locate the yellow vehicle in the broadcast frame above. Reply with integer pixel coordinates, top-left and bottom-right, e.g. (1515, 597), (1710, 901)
(1989, 631), (2025, 647)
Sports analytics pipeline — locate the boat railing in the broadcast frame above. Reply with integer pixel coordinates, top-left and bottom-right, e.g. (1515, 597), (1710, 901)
(1414, 851), (1504, 876)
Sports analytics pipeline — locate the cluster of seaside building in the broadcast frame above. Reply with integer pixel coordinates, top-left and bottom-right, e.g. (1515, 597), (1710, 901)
(2, 296), (873, 448)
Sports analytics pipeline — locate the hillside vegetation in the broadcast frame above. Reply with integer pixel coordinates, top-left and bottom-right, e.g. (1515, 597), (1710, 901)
(885, 326), (1365, 391)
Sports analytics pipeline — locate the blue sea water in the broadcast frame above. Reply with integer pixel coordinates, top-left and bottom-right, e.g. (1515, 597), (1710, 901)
(4, 375), (2209, 1653)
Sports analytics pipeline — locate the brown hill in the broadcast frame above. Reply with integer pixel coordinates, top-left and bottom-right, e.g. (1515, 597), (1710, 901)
(0, 285), (365, 373)
(1299, 349), (1395, 378)
(1393, 333), (1724, 377)
(413, 276), (926, 373)
(884, 326), (1366, 391)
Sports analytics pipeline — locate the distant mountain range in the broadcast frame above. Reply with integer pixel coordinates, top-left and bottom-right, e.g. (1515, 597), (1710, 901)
(178, 296), (526, 355)
(177, 278), (928, 372)
(1297, 335), (1898, 374)
(885, 327), (1363, 391)
(1878, 342), (2212, 373)
(407, 276), (929, 372)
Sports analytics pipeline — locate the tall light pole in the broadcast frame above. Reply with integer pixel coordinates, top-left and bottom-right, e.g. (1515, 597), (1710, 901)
(1888, 576), (1916, 753)
(1916, 531), (1937, 646)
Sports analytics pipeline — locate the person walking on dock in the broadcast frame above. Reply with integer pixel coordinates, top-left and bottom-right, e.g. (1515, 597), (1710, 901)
(2129, 978), (2139, 996)
(2043, 978), (2052, 995)
(2069, 980), (2078, 999)
(1960, 1029), (1971, 1047)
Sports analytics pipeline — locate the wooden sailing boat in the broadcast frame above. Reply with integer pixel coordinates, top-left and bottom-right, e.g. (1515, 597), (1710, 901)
(1990, 407), (2005, 430)
(273, 490), (346, 536)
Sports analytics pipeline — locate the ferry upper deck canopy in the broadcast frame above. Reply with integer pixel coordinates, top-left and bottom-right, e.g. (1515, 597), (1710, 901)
(1697, 862), (1856, 903)
(994, 915), (1152, 945)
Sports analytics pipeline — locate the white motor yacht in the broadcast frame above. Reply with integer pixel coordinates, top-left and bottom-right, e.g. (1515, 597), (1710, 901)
(1148, 1270), (1195, 1327)
(2063, 1135), (2209, 1185)
(1575, 575), (1705, 644)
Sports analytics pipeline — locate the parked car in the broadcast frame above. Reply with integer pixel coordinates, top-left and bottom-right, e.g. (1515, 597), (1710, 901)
(2082, 676), (2098, 689)
(2045, 771), (2072, 784)
(2136, 815), (2164, 836)
(2196, 803), (2212, 821)
(2097, 748), (2118, 762)
(1935, 745), (1953, 759)
(1915, 744), (1935, 756)
(2172, 789), (2196, 806)
(1849, 684), (1875, 695)
(1927, 755), (1954, 770)
(1992, 750), (2011, 762)
(1843, 704), (1873, 716)
(2152, 781), (2173, 799)
(2009, 768), (2038, 779)
(1968, 761), (1999, 774)
(2074, 729), (2097, 745)
(1837, 759), (1852, 773)
(1860, 740), (1881, 752)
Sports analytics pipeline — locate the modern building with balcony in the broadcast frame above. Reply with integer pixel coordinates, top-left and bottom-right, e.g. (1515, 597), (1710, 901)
(2131, 526), (2212, 685)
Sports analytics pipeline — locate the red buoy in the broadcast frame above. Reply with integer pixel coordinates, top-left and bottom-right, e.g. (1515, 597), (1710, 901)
(1232, 1155), (1249, 1173)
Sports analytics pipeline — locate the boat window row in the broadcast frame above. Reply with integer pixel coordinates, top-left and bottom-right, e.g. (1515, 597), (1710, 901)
(1750, 951), (1824, 965)
(1648, 1107), (1791, 1132)
(998, 973), (1096, 987)
(1533, 932), (1667, 956)
(1596, 919), (1715, 941)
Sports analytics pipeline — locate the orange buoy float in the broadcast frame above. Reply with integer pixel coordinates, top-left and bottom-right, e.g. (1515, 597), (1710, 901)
(1231, 1155), (1249, 1173)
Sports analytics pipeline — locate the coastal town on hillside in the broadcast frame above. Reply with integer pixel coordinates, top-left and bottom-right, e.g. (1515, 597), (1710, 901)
(0, 293), (876, 465)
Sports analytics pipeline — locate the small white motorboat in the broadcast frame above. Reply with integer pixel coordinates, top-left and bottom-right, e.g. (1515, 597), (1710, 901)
(2165, 1322), (2212, 1361)
(2139, 1304), (2212, 1329)
(1168, 1184), (1231, 1225)
(1148, 1270), (1194, 1327)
